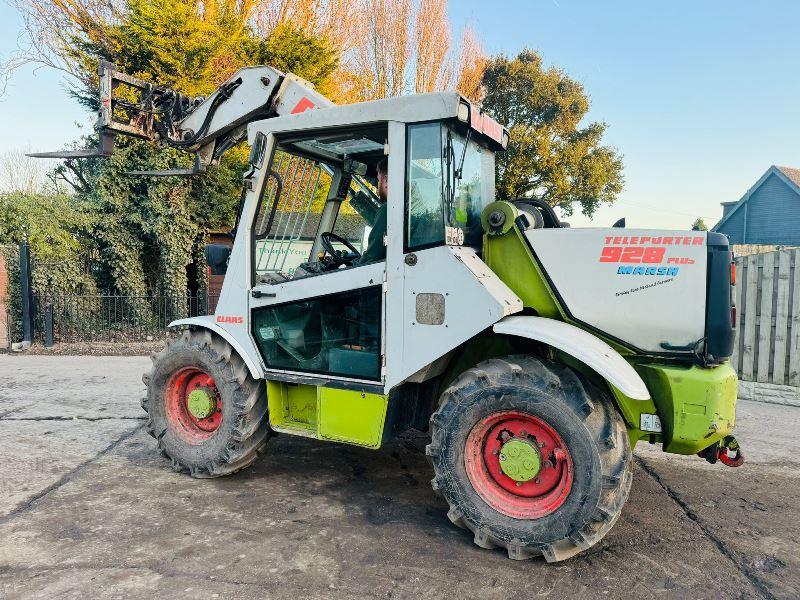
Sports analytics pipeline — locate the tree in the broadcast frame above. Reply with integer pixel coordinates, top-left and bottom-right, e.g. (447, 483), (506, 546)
(0, 192), (94, 262)
(691, 217), (708, 231)
(252, 0), (486, 102)
(455, 26), (487, 101)
(413, 0), (452, 94)
(8, 0), (339, 304)
(480, 50), (624, 216)
(0, 191), (98, 331)
(348, 0), (413, 100)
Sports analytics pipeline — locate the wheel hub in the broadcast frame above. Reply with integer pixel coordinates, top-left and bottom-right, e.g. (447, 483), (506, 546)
(464, 411), (574, 519)
(187, 387), (217, 419)
(498, 438), (541, 482)
(165, 367), (223, 442)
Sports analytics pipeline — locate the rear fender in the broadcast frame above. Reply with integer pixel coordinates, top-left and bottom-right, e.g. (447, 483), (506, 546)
(493, 315), (651, 400)
(169, 316), (263, 379)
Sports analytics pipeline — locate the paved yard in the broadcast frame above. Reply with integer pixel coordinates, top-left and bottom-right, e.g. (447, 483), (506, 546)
(0, 355), (798, 599)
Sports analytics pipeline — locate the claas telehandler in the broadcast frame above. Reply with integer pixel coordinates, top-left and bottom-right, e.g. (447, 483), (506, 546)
(32, 61), (742, 562)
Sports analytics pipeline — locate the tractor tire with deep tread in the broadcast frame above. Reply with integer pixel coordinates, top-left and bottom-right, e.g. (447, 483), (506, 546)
(141, 329), (271, 478)
(427, 355), (632, 562)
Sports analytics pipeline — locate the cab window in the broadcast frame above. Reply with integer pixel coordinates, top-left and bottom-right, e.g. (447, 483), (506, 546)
(407, 123), (445, 250)
(251, 127), (385, 283)
(446, 128), (493, 249)
(405, 122), (493, 251)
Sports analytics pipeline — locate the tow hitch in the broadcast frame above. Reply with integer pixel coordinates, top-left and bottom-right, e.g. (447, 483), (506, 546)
(698, 436), (744, 467)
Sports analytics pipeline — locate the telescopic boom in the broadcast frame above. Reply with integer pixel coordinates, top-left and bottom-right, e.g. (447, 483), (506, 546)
(29, 60), (333, 175)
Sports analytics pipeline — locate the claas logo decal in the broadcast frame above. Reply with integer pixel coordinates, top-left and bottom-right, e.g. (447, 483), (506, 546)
(598, 235), (704, 275)
(216, 315), (244, 324)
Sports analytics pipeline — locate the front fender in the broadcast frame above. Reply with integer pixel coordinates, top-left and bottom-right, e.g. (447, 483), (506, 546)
(493, 315), (650, 400)
(169, 316), (263, 380)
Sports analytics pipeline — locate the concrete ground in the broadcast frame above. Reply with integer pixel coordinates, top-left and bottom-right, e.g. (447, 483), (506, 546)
(0, 356), (797, 600)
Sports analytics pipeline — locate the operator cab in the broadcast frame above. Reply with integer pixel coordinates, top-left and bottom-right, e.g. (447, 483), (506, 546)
(251, 119), (496, 284)
(246, 94), (507, 383)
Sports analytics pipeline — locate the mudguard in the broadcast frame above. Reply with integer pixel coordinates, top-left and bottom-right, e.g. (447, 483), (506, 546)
(169, 316), (264, 379)
(493, 315), (651, 400)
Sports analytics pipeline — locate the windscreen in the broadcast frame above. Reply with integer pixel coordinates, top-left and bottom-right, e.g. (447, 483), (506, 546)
(445, 128), (494, 249)
(405, 122), (494, 251)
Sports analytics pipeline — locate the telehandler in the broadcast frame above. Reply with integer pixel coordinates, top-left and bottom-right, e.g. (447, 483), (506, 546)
(33, 61), (742, 562)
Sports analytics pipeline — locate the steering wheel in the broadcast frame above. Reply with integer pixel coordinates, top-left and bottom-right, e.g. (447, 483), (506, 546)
(320, 232), (361, 266)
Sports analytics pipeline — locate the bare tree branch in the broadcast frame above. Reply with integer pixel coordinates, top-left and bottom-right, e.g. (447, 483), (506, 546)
(0, 148), (55, 194)
(413, 0), (452, 93)
(455, 25), (487, 102)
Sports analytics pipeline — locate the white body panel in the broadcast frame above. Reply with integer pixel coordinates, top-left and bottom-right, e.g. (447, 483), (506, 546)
(525, 228), (708, 353)
(250, 262), (385, 307)
(384, 121), (409, 388)
(386, 245), (522, 389)
(493, 315), (651, 400)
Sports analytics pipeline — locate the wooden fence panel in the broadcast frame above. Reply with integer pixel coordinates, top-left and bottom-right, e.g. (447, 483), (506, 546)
(772, 252), (792, 384)
(756, 252), (774, 382)
(741, 254), (760, 381)
(731, 259), (745, 373)
(789, 250), (800, 387)
(733, 248), (800, 388)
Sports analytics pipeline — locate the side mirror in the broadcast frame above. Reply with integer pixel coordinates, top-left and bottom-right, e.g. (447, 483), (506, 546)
(205, 244), (231, 276)
(248, 132), (267, 168)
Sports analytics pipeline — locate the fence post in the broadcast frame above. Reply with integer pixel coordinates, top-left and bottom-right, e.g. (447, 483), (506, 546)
(19, 241), (34, 345)
(44, 303), (54, 348)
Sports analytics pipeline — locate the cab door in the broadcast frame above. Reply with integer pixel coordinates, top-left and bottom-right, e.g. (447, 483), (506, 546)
(383, 121), (520, 389)
(248, 133), (389, 387)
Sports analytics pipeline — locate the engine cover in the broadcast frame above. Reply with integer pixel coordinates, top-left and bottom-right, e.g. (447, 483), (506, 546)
(525, 228), (709, 354)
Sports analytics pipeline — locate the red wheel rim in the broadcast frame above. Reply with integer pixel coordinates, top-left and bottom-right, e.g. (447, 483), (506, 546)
(165, 367), (222, 443)
(464, 410), (573, 519)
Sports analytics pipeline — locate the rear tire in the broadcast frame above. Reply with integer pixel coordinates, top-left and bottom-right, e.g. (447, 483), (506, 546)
(141, 329), (270, 478)
(427, 355), (632, 562)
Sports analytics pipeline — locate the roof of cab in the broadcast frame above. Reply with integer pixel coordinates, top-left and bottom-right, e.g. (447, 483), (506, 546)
(248, 91), (508, 151)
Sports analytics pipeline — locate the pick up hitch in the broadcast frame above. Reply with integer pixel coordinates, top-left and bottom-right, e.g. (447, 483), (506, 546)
(698, 436), (744, 467)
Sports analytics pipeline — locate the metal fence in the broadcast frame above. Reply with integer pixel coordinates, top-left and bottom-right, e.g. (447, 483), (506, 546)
(731, 249), (800, 386)
(31, 291), (219, 343)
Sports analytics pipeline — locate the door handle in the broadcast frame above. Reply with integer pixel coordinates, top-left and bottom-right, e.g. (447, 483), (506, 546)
(251, 290), (276, 299)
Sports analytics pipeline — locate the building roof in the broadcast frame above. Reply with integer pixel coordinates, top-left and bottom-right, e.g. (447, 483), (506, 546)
(713, 165), (800, 232)
(777, 165), (800, 189)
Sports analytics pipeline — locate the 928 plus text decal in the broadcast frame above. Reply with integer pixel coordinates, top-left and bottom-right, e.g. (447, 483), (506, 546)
(598, 235), (704, 278)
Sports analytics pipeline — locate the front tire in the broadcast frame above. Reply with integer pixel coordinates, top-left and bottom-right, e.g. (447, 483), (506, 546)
(141, 329), (271, 478)
(427, 355), (632, 562)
